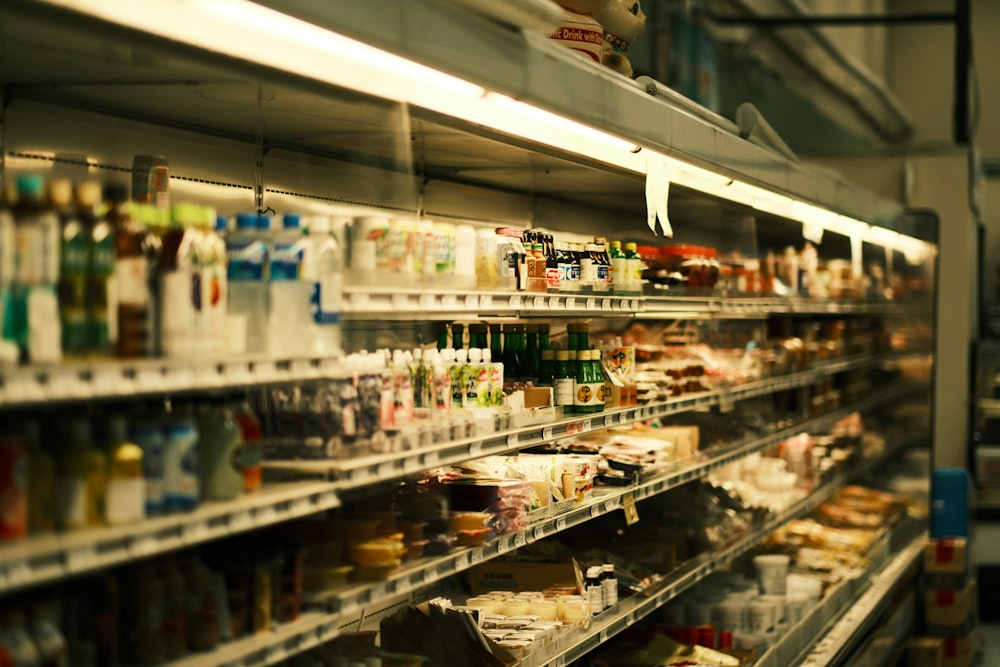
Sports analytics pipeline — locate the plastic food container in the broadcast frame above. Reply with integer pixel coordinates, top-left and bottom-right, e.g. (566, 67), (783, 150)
(456, 528), (491, 547)
(403, 539), (429, 561)
(450, 512), (492, 531)
(348, 538), (407, 567)
(753, 554), (790, 595)
(399, 521), (428, 542)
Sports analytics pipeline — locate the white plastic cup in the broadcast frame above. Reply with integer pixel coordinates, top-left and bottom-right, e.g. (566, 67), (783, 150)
(714, 597), (747, 632)
(748, 598), (776, 633)
(785, 592), (810, 624)
(754, 554), (790, 595)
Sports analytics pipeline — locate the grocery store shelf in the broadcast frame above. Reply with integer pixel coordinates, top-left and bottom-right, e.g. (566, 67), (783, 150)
(796, 532), (926, 667)
(162, 611), (340, 667)
(0, 355), (344, 407)
(515, 433), (922, 667)
(261, 351), (913, 491)
(304, 384), (923, 622)
(0, 481), (340, 594)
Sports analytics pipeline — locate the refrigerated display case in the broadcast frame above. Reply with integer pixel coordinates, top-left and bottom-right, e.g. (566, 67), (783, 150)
(0, 1), (938, 665)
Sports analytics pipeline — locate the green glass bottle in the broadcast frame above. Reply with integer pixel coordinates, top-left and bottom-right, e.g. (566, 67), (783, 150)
(609, 241), (627, 295)
(522, 323), (540, 384)
(538, 322), (551, 352)
(573, 349), (593, 414)
(590, 349), (606, 413)
(490, 322), (503, 364)
(567, 323), (579, 352)
(538, 349), (555, 386)
(469, 323), (488, 349)
(451, 322), (465, 350)
(554, 349), (575, 414)
(502, 323), (521, 382)
(435, 322), (449, 350)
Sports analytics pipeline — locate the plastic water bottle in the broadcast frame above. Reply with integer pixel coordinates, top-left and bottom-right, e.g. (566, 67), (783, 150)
(268, 213), (312, 357)
(305, 216), (342, 356)
(226, 212), (269, 355)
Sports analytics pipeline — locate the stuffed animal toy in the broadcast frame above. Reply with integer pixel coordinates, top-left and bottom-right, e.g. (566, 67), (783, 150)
(595, 0), (646, 77)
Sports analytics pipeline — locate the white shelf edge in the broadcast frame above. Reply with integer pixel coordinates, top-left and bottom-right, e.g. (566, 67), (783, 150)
(160, 611), (340, 667)
(0, 481), (341, 593)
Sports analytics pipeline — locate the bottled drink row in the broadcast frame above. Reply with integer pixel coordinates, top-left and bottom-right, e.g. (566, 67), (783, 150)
(0, 403), (262, 541)
(0, 536), (304, 666)
(349, 218), (645, 295)
(1, 165), (345, 365)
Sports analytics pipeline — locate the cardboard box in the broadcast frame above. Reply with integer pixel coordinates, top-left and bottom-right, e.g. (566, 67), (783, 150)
(924, 538), (971, 579)
(941, 628), (976, 667)
(924, 578), (976, 629)
(931, 468), (971, 539)
(908, 637), (943, 667)
(465, 559), (577, 595)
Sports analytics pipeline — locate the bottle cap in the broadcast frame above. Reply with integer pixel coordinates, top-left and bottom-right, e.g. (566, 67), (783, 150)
(456, 349), (468, 363)
(283, 213), (301, 229)
(17, 173), (45, 199)
(48, 178), (73, 208)
(469, 348), (482, 363)
(257, 213), (272, 231)
(75, 181), (103, 208)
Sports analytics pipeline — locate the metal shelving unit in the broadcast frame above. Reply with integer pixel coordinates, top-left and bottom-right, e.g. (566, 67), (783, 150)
(0, 3), (936, 667)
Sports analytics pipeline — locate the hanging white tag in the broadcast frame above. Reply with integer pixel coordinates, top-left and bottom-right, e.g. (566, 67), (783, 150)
(645, 155), (674, 237)
(802, 221), (824, 245)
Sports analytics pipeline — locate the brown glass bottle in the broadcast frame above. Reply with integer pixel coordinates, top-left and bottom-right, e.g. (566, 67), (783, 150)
(108, 184), (159, 357)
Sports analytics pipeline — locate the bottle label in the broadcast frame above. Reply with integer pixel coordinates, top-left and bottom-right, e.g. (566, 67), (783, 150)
(311, 277), (342, 325)
(580, 258), (594, 287)
(14, 216), (60, 285)
(595, 264), (610, 291)
(160, 271), (196, 358)
(612, 257), (627, 289)
(226, 240), (267, 281)
(602, 578), (617, 607)
(56, 479), (88, 528)
(545, 266), (561, 289)
(115, 257), (151, 306)
(163, 422), (199, 510)
(555, 377), (575, 406)
(588, 583), (604, 616)
(575, 382), (604, 407)
(270, 241), (304, 281)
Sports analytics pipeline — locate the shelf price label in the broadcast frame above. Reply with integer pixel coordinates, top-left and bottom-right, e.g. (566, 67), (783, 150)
(392, 293), (410, 310)
(128, 535), (159, 558)
(509, 295), (523, 310)
(566, 297), (577, 310)
(622, 492), (640, 525)
(465, 295), (479, 310)
(507, 433), (520, 449)
(549, 297), (562, 310)
(419, 293), (437, 310)
(65, 546), (98, 573)
(479, 295), (493, 310)
(4, 560), (31, 587)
